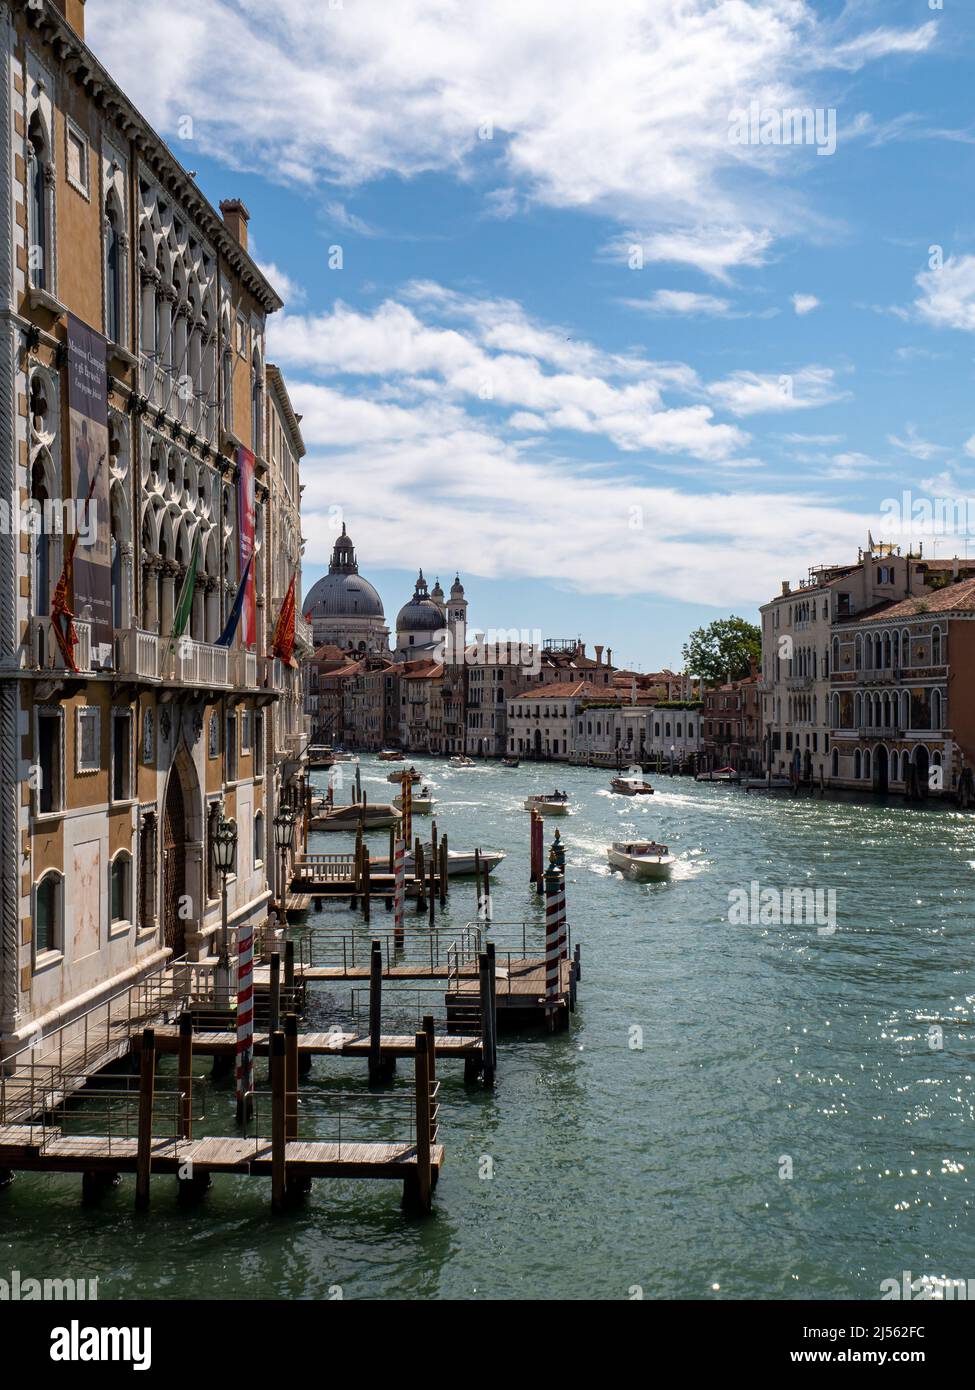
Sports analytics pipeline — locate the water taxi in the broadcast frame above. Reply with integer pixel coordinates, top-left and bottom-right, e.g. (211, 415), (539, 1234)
(372, 847), (505, 877)
(378, 749), (405, 762)
(695, 767), (739, 783)
(610, 775), (654, 796)
(524, 792), (570, 815)
(387, 766), (421, 784)
(502, 757), (520, 768)
(606, 841), (675, 880)
(394, 787), (434, 813)
(309, 803), (402, 831)
(449, 755), (476, 768)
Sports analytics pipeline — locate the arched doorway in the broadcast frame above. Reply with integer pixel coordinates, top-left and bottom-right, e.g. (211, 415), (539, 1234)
(914, 745), (930, 798)
(533, 729), (542, 758)
(163, 772), (186, 956)
(874, 745), (889, 795)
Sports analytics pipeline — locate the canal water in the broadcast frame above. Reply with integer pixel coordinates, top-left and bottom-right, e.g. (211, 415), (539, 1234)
(3, 757), (973, 1300)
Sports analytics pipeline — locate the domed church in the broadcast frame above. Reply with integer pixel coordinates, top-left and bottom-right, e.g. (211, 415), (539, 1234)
(303, 524), (389, 654)
(395, 570), (468, 658)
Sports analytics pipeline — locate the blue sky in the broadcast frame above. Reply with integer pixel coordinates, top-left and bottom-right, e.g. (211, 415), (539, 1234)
(90, 0), (975, 671)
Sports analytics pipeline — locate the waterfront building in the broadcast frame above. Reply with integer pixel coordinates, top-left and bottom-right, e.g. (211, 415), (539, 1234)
(828, 576), (975, 798)
(702, 676), (762, 773)
(398, 659), (444, 753)
(644, 701), (705, 764)
(0, 0), (304, 1057)
(507, 680), (606, 759)
(343, 657), (399, 751)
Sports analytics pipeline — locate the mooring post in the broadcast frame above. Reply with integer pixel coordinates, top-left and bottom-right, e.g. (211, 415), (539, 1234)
(440, 833), (449, 900)
(474, 848), (482, 920)
(284, 938), (295, 1000)
(415, 841), (426, 912)
(393, 831), (405, 949)
(270, 1029), (286, 1214)
(529, 808), (538, 884)
(411, 1031), (433, 1214)
(482, 859), (491, 926)
(135, 1027), (156, 1212)
(284, 1013), (299, 1142)
(362, 847), (371, 923)
(422, 1013), (437, 1091)
(544, 852), (561, 1033)
(428, 850), (436, 927)
(486, 940), (498, 1079)
(368, 940), (383, 1082)
(478, 951), (493, 1077)
(177, 1012), (194, 1141)
(574, 941), (582, 982)
(268, 952), (281, 1050)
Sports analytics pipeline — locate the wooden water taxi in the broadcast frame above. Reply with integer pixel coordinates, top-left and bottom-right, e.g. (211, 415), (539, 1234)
(607, 841), (675, 880)
(394, 788), (434, 813)
(524, 792), (570, 815)
(378, 749), (405, 762)
(449, 755), (476, 768)
(502, 756), (520, 768)
(610, 775), (654, 796)
(387, 766), (422, 784)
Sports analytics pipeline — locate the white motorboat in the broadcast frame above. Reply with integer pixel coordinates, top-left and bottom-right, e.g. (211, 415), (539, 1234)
(449, 755), (476, 768)
(309, 802), (401, 831)
(394, 789), (434, 813)
(371, 848), (505, 877)
(695, 767), (739, 783)
(524, 792), (570, 815)
(387, 766), (421, 784)
(610, 775), (654, 796)
(607, 841), (676, 880)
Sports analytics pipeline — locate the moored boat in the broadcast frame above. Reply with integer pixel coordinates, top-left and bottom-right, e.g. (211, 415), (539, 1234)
(695, 766), (740, 783)
(310, 802), (402, 831)
(371, 847), (505, 877)
(387, 766), (421, 784)
(610, 775), (654, 796)
(524, 792), (570, 815)
(606, 841), (675, 880)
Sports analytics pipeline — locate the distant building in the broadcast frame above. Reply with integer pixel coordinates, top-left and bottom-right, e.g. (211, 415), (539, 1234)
(303, 525), (389, 655)
(702, 676), (762, 773)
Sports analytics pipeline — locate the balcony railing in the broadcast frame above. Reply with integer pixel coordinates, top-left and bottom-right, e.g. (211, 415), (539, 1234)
(31, 615), (92, 674)
(162, 638), (229, 688)
(114, 627), (161, 681)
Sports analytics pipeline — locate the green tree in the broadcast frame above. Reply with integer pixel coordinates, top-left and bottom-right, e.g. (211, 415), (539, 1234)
(682, 616), (761, 684)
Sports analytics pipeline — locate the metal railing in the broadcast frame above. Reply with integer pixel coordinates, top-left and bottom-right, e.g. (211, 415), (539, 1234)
(242, 1086), (427, 1155)
(289, 924), (483, 974)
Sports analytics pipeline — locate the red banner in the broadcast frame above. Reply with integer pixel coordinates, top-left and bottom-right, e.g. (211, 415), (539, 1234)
(236, 445), (256, 647)
(271, 573), (297, 667)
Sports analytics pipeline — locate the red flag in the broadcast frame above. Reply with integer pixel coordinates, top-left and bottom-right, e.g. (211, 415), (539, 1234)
(49, 452), (104, 672)
(271, 573), (297, 667)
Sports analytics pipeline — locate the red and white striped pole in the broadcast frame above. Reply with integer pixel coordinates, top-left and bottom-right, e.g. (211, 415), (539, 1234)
(393, 831), (405, 950)
(544, 850), (561, 1029)
(401, 774), (412, 852)
(235, 921), (254, 1123)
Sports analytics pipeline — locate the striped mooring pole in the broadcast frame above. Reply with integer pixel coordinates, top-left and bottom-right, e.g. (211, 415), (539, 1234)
(401, 773), (413, 852)
(235, 921), (255, 1123)
(544, 850), (561, 1029)
(393, 831), (405, 949)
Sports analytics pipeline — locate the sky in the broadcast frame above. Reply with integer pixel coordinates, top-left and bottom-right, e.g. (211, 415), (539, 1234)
(87, 0), (975, 672)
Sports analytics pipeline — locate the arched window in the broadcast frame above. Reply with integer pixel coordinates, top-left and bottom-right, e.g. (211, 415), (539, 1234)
(31, 457), (51, 617)
(222, 350), (234, 431)
(251, 353), (263, 454)
(932, 627), (942, 665)
(110, 852), (132, 926)
(106, 203), (123, 344)
(34, 872), (62, 957)
(27, 114), (48, 290)
(254, 810), (264, 868)
(831, 748), (838, 778)
(854, 749), (862, 779)
(863, 749), (871, 781)
(931, 689), (942, 730)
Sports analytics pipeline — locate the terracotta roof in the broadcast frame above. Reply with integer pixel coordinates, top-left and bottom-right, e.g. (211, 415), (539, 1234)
(509, 680), (601, 700)
(850, 577), (975, 622)
(401, 661), (444, 680)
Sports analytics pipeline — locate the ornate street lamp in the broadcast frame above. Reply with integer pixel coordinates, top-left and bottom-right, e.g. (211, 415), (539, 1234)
(213, 815), (237, 1001)
(274, 806), (297, 930)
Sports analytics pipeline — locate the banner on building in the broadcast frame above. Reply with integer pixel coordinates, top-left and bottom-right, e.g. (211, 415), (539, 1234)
(66, 314), (112, 660)
(271, 572), (297, 667)
(237, 444), (257, 648)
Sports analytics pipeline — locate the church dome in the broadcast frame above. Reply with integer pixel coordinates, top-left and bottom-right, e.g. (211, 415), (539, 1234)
(397, 570), (444, 632)
(304, 524), (385, 619)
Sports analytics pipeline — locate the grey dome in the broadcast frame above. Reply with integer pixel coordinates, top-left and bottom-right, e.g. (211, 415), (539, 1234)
(304, 571), (384, 619)
(397, 570), (444, 632)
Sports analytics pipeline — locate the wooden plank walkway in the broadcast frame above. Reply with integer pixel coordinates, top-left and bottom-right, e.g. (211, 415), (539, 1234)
(137, 1027), (483, 1059)
(0, 1125), (444, 1181)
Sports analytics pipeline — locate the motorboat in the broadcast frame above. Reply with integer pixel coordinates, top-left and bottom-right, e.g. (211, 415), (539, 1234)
(742, 775), (792, 790)
(607, 841), (675, 880)
(524, 792), (570, 815)
(501, 757), (520, 768)
(394, 788), (434, 813)
(449, 755), (476, 768)
(331, 750), (356, 763)
(371, 848), (505, 877)
(378, 749), (405, 762)
(387, 766), (421, 784)
(306, 745), (335, 770)
(309, 802), (401, 831)
(695, 767), (740, 783)
(610, 775), (654, 796)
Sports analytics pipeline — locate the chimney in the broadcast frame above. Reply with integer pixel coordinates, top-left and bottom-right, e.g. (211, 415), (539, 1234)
(594, 644), (603, 666)
(606, 648), (612, 667)
(219, 198), (251, 252)
(52, 0), (86, 37)
(781, 580), (791, 596)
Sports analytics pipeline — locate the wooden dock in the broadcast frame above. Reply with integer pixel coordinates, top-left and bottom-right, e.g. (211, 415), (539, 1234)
(136, 1026), (484, 1064)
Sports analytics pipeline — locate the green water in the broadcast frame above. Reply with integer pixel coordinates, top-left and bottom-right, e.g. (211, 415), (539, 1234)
(3, 757), (973, 1300)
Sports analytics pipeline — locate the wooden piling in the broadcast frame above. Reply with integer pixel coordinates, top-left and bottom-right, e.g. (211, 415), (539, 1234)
(482, 859), (491, 925)
(135, 1027), (156, 1211)
(362, 847), (371, 923)
(415, 841), (426, 912)
(474, 848), (482, 919)
(428, 850), (436, 927)
(422, 1014), (437, 1090)
(478, 952), (495, 1082)
(440, 833), (449, 899)
(177, 1012), (194, 1141)
(485, 941), (498, 1079)
(284, 1013), (299, 1141)
(268, 952), (281, 1042)
(284, 939), (295, 999)
(369, 940), (383, 1082)
(411, 1031), (432, 1214)
(270, 1029), (286, 1214)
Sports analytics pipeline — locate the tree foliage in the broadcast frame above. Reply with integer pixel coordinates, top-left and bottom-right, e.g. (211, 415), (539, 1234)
(682, 616), (761, 684)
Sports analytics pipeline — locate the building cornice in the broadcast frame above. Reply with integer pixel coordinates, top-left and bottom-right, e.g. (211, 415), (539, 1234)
(21, 0), (283, 313)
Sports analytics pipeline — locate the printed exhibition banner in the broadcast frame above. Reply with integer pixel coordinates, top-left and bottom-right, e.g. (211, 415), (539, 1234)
(66, 314), (113, 658)
(237, 444), (257, 647)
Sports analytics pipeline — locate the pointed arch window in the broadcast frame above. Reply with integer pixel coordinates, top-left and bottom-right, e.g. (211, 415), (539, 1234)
(27, 114), (49, 291)
(106, 203), (123, 344)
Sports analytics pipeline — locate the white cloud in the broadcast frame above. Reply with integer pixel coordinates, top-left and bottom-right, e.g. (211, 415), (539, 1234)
(623, 289), (733, 316)
(964, 435), (975, 458)
(887, 425), (946, 461)
(87, 0), (936, 274)
(619, 225), (774, 282)
(707, 366), (847, 416)
(915, 255), (975, 333)
(253, 258), (305, 307)
(791, 293), (819, 315)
